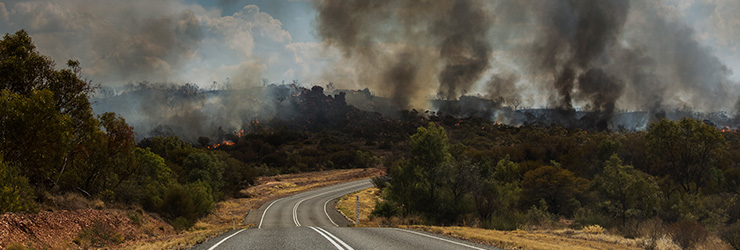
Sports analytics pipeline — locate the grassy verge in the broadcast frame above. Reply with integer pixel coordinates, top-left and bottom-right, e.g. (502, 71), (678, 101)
(338, 187), (688, 250)
(336, 187), (380, 226)
(402, 225), (644, 250)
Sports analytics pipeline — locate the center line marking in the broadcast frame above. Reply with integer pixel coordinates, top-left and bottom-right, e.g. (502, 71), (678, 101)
(315, 226), (354, 250)
(310, 226), (354, 250)
(293, 181), (370, 227)
(309, 226), (344, 250)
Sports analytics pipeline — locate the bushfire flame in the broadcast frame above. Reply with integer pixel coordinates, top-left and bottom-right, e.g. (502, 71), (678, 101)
(208, 140), (235, 149)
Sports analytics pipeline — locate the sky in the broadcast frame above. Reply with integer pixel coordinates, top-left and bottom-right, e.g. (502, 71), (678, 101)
(0, 0), (333, 89)
(1, 0), (739, 112)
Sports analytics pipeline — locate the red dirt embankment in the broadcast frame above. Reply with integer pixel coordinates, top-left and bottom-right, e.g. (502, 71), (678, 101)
(0, 208), (173, 249)
(0, 168), (384, 249)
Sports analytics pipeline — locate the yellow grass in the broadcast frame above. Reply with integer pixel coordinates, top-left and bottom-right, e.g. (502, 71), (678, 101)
(404, 225), (644, 250)
(336, 187), (380, 226)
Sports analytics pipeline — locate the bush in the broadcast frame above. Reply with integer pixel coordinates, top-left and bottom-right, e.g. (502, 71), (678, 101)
(523, 199), (555, 229)
(720, 220), (740, 249)
(0, 160), (38, 213)
(485, 211), (525, 230)
(371, 176), (390, 189)
(97, 189), (116, 203)
(187, 181), (214, 218)
(127, 210), (144, 227)
(582, 225), (604, 234)
(574, 207), (616, 229)
(159, 181), (214, 229)
(171, 216), (193, 232)
(372, 200), (398, 218)
(75, 221), (124, 247)
(5, 243), (29, 250)
(160, 184), (195, 221)
(667, 220), (708, 249)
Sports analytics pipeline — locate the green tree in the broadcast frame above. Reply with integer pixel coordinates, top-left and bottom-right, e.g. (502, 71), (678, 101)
(384, 123), (453, 221)
(596, 154), (662, 225)
(646, 118), (726, 193)
(0, 89), (72, 189)
(472, 156), (522, 222)
(409, 122), (452, 206)
(0, 30), (100, 194)
(521, 163), (589, 216)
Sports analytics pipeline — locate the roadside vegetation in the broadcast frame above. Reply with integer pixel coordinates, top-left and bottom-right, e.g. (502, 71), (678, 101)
(367, 122), (740, 249)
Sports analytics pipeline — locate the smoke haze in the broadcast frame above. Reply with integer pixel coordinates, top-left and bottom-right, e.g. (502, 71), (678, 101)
(313, 0), (739, 127)
(2, 0), (740, 138)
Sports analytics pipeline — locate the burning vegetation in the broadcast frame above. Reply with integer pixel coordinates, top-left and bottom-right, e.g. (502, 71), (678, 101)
(4, 0), (740, 248)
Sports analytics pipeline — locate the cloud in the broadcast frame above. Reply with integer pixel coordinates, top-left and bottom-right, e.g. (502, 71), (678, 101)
(1, 0), (299, 88)
(0, 2), (8, 21)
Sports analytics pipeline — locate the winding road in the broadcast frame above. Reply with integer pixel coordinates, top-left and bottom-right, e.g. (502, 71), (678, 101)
(192, 179), (499, 250)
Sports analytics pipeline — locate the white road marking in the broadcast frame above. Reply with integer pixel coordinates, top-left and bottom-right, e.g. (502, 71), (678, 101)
(315, 226), (354, 250)
(323, 198), (339, 227)
(293, 181), (370, 227)
(259, 198), (283, 229)
(309, 226), (344, 250)
(207, 229), (245, 250)
(392, 228), (488, 250)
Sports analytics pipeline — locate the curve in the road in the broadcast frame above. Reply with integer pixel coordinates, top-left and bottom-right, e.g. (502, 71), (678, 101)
(194, 179), (500, 250)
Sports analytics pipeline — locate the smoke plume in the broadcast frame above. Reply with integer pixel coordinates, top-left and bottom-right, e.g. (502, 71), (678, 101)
(314, 0), (493, 108)
(316, 0), (739, 129)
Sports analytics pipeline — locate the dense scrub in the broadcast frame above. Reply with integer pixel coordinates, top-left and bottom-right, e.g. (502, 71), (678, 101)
(373, 121), (740, 248)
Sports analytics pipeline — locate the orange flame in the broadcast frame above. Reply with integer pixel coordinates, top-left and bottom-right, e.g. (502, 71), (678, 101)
(720, 127), (735, 133)
(208, 140), (235, 149)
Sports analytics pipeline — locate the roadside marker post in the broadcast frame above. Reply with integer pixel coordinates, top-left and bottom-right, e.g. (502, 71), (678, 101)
(356, 195), (360, 225)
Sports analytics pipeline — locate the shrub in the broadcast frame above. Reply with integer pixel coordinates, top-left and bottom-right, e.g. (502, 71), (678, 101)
(574, 207), (615, 229)
(97, 189), (116, 203)
(582, 225), (604, 234)
(51, 192), (94, 210)
(5, 243), (29, 250)
(160, 184), (195, 221)
(171, 216), (193, 232)
(485, 211), (525, 230)
(187, 181), (214, 218)
(0, 160), (37, 213)
(127, 210), (144, 227)
(159, 181), (214, 230)
(524, 199), (555, 229)
(371, 176), (390, 189)
(75, 221), (124, 247)
(372, 200), (398, 218)
(667, 220), (708, 249)
(720, 220), (740, 249)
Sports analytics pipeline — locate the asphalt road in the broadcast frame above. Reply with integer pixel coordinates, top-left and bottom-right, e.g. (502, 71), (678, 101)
(192, 179), (500, 250)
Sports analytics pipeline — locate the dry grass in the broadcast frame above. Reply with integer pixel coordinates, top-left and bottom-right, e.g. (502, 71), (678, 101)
(581, 225), (604, 234)
(128, 168), (383, 249)
(336, 187), (380, 226)
(405, 225), (643, 250)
